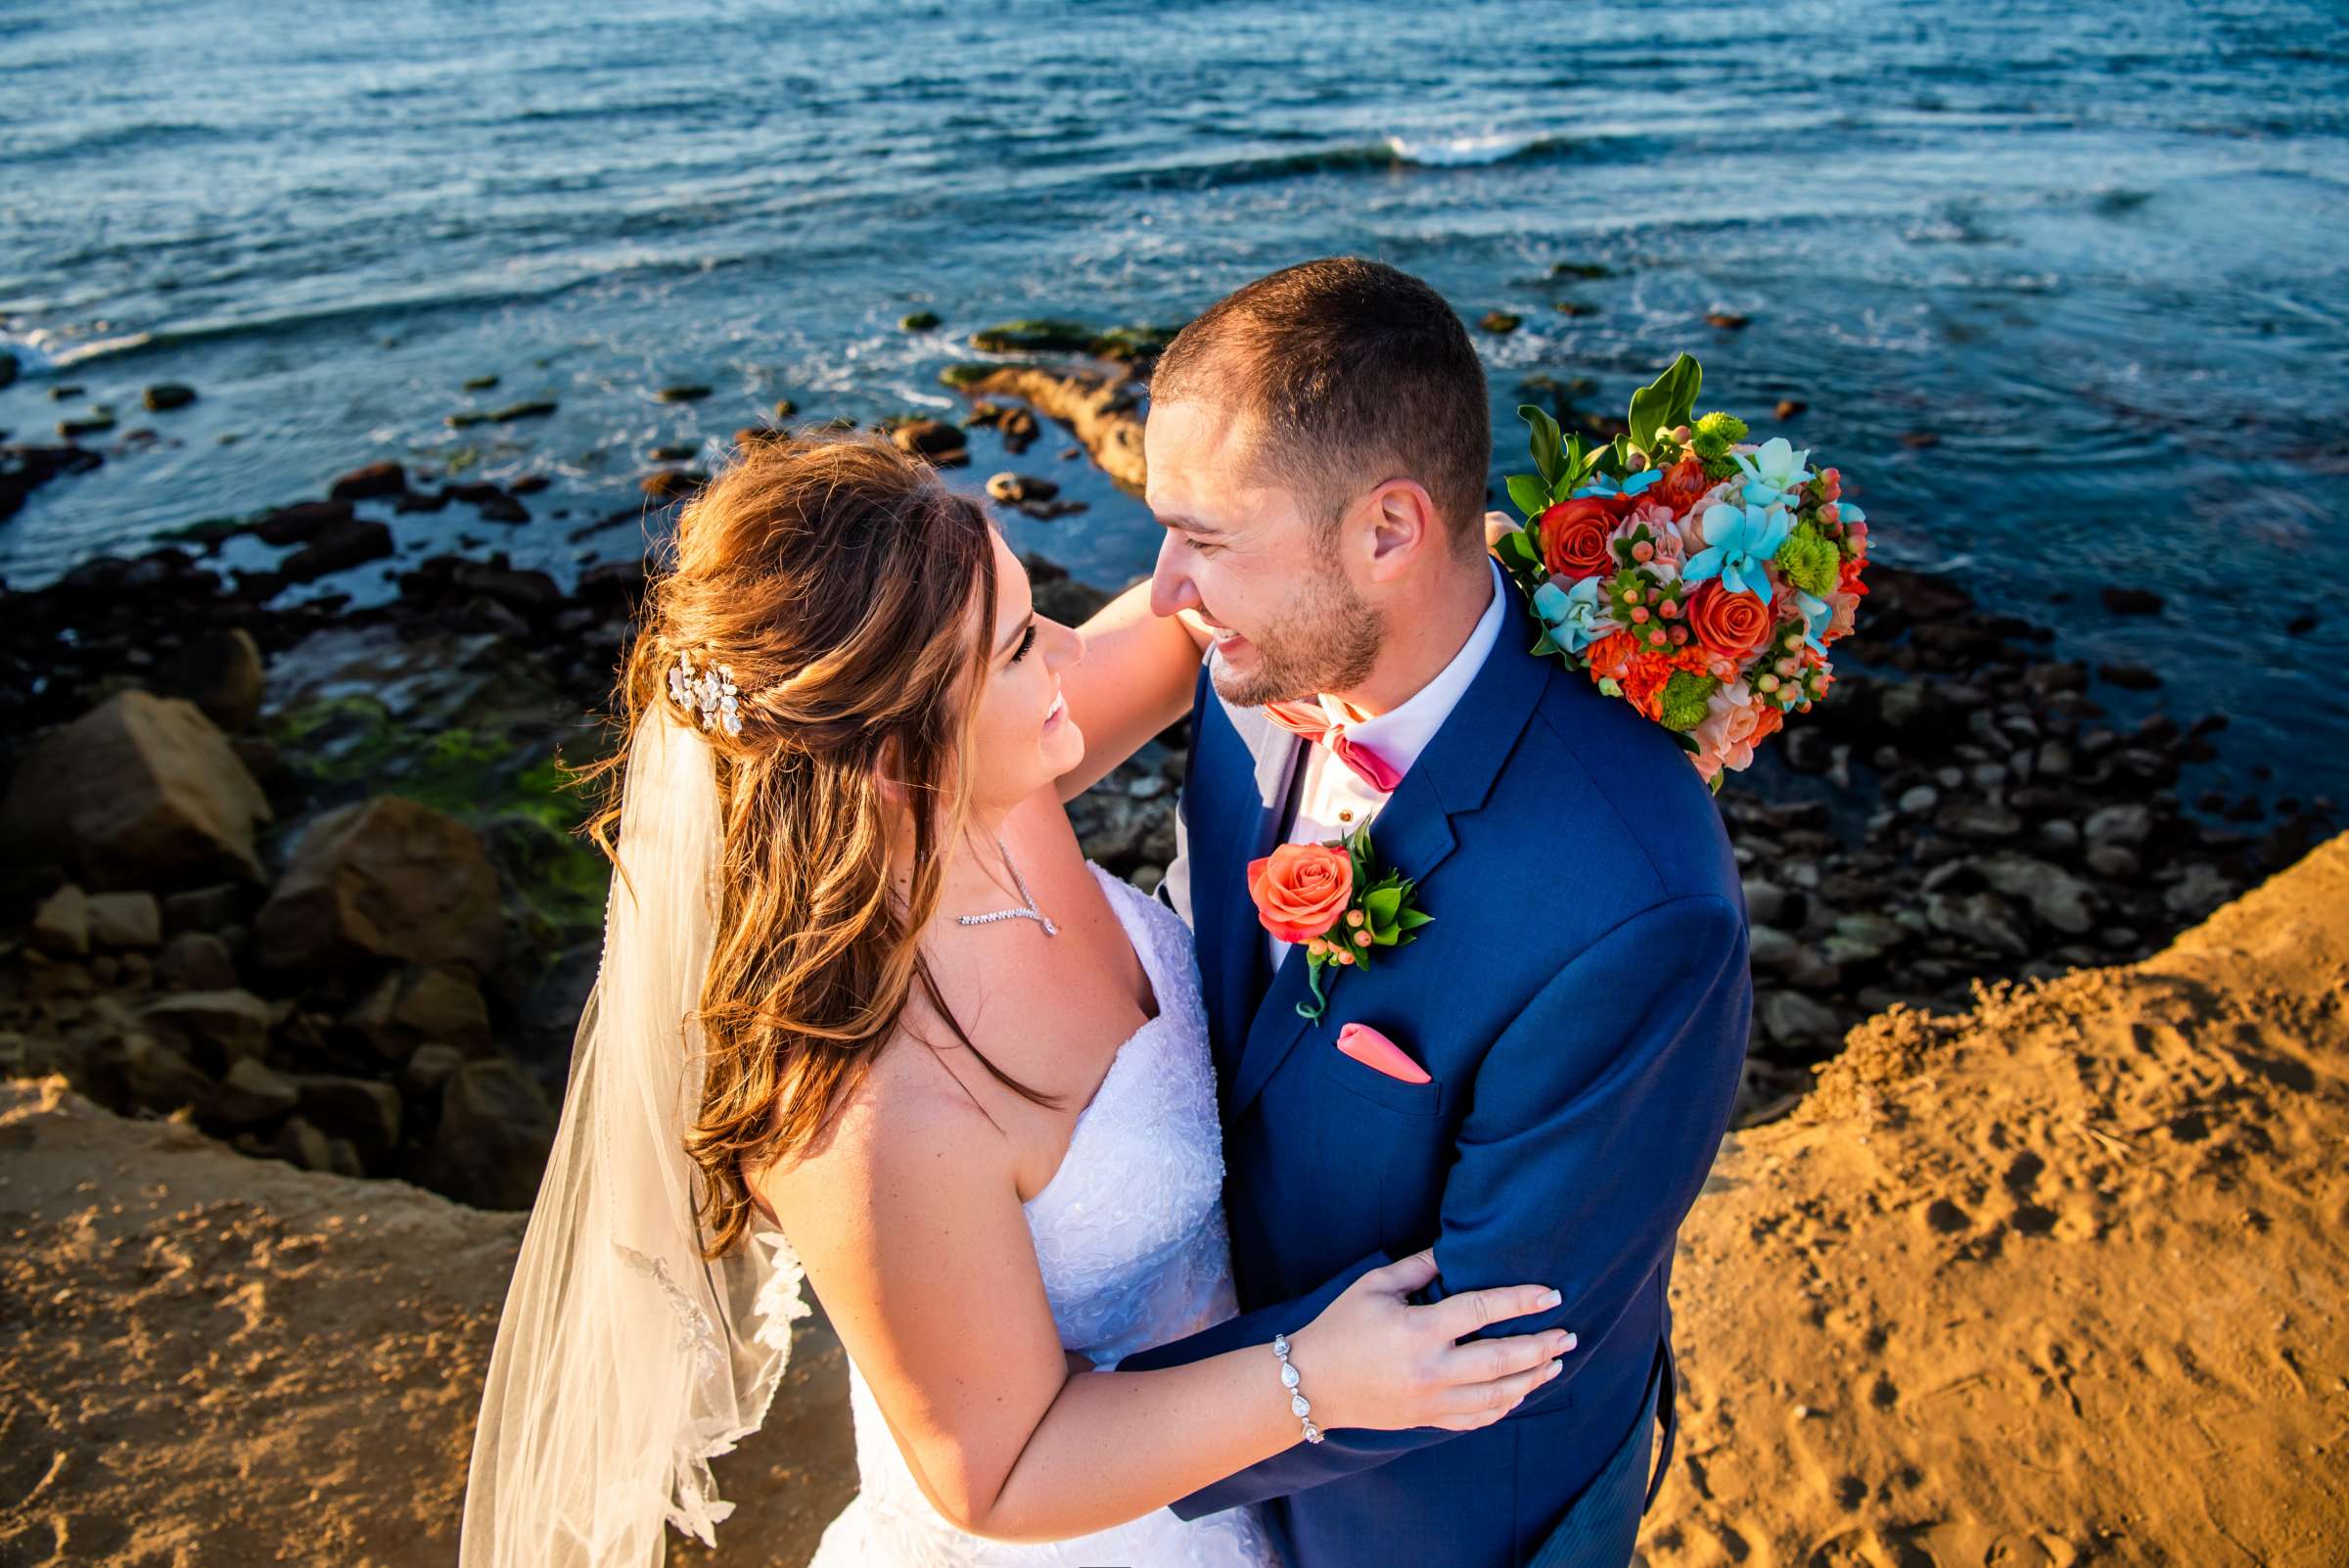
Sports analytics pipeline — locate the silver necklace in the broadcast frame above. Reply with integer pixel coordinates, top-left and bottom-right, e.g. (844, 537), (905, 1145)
(954, 833), (1058, 936)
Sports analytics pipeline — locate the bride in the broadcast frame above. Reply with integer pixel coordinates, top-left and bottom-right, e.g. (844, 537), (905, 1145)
(458, 433), (1571, 1567)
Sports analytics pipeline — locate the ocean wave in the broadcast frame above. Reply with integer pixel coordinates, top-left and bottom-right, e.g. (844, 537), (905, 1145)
(1105, 131), (1578, 190)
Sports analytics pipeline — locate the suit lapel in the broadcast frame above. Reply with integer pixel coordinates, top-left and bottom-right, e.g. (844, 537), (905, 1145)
(1189, 690), (1309, 1103)
(1223, 586), (1555, 1119)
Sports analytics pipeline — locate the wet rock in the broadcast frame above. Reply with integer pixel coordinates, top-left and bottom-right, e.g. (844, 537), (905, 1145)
(2163, 864), (2234, 920)
(640, 468), (706, 502)
(1935, 801), (2022, 841)
(1775, 399), (1807, 420)
(1705, 312), (1750, 330)
(890, 420), (969, 464)
(1551, 300), (1599, 317)
(2097, 663), (2162, 692)
(328, 461), (408, 502)
(414, 1058), (556, 1210)
(2084, 803), (2153, 846)
(1757, 991), (1842, 1049)
(900, 310), (941, 331)
(0, 349), (14, 389)
(1, 690), (272, 889)
(1976, 853), (2097, 936)
(57, 414), (116, 438)
(657, 384), (714, 402)
(255, 797), (503, 980)
(142, 383), (197, 412)
(463, 374), (501, 392)
(1741, 878), (1797, 928)
(1, 442), (106, 523)
(1478, 311), (1522, 334)
(987, 472), (1060, 505)
(2084, 843), (2142, 880)
(1747, 924), (1800, 975)
(951, 366), (1145, 492)
(249, 500), (354, 545)
(85, 891), (161, 949)
(2099, 586), (2164, 616)
(1924, 890), (2030, 957)
(280, 515), (392, 582)
(1823, 912), (1910, 968)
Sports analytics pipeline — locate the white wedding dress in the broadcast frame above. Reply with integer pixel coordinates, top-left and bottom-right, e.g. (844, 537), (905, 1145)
(779, 861), (1284, 1568)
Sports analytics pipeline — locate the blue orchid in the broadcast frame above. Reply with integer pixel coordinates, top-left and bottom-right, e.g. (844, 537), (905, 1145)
(1570, 469), (1665, 501)
(1732, 437), (1813, 506)
(1794, 588), (1833, 652)
(1684, 501), (1791, 603)
(1533, 576), (1619, 654)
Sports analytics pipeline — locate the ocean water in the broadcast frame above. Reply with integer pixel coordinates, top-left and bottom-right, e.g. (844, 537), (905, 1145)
(3, 0), (2345, 789)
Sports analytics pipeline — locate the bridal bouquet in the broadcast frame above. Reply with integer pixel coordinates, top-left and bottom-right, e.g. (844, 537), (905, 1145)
(1490, 354), (1870, 790)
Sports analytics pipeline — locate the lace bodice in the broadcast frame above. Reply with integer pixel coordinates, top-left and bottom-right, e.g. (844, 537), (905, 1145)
(791, 862), (1279, 1568)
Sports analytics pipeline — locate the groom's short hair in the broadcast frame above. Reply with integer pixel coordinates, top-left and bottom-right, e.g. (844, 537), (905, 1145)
(1150, 257), (1490, 554)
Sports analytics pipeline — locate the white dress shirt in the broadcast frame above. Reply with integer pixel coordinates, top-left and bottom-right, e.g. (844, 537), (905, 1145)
(1265, 557), (1505, 975)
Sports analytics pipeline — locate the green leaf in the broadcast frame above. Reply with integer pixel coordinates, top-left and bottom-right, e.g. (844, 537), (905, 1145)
(1626, 353), (1703, 454)
(1517, 404), (1565, 488)
(1365, 886), (1402, 925)
(1496, 527), (1541, 575)
(1506, 473), (1550, 521)
(1530, 627), (1560, 658)
(1395, 907), (1435, 930)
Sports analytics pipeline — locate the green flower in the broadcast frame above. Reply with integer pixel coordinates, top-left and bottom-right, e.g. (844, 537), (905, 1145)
(1775, 523), (1842, 598)
(1695, 411), (1749, 443)
(1659, 670), (1720, 732)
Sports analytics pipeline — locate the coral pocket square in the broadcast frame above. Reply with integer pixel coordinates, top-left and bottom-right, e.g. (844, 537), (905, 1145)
(1336, 1022), (1432, 1084)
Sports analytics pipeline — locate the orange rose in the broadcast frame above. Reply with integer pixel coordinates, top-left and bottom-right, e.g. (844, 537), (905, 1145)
(1684, 579), (1772, 660)
(1247, 842), (1353, 944)
(1538, 496), (1630, 579)
(1647, 455), (1714, 514)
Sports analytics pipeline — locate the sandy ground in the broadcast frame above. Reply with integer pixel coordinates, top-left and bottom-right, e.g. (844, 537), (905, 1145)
(3, 835), (2343, 1567)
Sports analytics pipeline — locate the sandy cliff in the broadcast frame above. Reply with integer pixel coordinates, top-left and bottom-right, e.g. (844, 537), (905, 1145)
(4, 836), (2343, 1567)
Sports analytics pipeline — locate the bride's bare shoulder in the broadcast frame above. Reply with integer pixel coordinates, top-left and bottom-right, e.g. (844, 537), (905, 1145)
(753, 1028), (1012, 1221)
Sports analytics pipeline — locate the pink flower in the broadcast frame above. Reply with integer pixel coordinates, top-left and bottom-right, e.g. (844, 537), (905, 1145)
(1690, 680), (1775, 781)
(1826, 588), (1861, 642)
(1612, 500), (1688, 576)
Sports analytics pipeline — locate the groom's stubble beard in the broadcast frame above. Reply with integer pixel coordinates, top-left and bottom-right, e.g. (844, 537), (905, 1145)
(1206, 548), (1384, 709)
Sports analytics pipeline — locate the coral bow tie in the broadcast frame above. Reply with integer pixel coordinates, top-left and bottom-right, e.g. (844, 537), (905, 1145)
(1262, 699), (1404, 794)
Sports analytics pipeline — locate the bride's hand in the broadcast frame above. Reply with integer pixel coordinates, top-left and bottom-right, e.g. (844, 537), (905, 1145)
(1283, 1249), (1573, 1433)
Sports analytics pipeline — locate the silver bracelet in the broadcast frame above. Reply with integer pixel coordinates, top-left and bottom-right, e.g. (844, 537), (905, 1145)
(1271, 1332), (1323, 1444)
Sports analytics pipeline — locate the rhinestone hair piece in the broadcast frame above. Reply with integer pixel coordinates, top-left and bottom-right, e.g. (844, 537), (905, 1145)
(667, 649), (745, 738)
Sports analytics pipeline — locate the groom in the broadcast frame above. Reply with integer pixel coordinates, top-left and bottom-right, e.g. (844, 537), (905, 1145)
(1120, 258), (1752, 1567)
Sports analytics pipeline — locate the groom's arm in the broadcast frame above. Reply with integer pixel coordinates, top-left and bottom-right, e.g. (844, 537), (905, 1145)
(1118, 894), (1750, 1514)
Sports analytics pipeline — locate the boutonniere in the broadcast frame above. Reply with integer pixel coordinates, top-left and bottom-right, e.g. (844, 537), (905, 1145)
(1246, 821), (1433, 1023)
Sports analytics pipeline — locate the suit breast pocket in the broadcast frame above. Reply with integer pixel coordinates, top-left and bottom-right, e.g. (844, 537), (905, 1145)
(1314, 1045), (1450, 1255)
(1316, 1037), (1447, 1116)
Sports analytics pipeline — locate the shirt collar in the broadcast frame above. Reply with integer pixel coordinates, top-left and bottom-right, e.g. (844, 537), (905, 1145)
(1316, 556), (1504, 780)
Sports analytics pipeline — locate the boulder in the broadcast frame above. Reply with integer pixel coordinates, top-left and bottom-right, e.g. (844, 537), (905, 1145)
(402, 1042), (466, 1098)
(1924, 890), (2031, 958)
(328, 461), (408, 501)
(280, 515), (392, 582)
(2085, 804), (2153, 847)
(890, 420), (968, 464)
(1757, 991), (1843, 1050)
(294, 1074), (401, 1158)
(139, 989), (272, 1072)
(250, 499), (353, 546)
(272, 1115), (335, 1174)
(153, 931), (239, 992)
(255, 798), (503, 979)
(169, 627), (266, 733)
(29, 884), (91, 958)
(212, 1056), (300, 1127)
(1, 690), (271, 889)
(414, 1059), (556, 1210)
(344, 962), (493, 1060)
(99, 1034), (216, 1119)
(85, 891), (161, 949)
(1977, 853), (2098, 936)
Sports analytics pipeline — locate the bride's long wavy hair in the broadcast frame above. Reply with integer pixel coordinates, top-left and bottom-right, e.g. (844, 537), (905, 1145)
(568, 431), (1053, 1261)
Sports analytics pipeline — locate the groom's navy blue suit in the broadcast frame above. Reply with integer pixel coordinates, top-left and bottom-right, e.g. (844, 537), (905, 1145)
(1123, 583), (1752, 1567)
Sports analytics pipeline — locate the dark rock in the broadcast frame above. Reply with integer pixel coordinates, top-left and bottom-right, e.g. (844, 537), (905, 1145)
(29, 885), (90, 957)
(142, 383), (197, 412)
(57, 414), (117, 438)
(657, 384), (714, 402)
(167, 626), (265, 732)
(251, 499), (354, 545)
(640, 469), (707, 503)
(462, 374), (501, 392)
(86, 891), (161, 949)
(280, 515), (392, 582)
(295, 1074), (402, 1158)
(255, 797), (504, 980)
(1551, 300), (1600, 317)
(414, 1059), (556, 1210)
(212, 1056), (299, 1127)
(2100, 586), (2165, 616)
(1, 442), (106, 523)
(139, 989), (272, 1073)
(1705, 312), (1750, 330)
(329, 461), (407, 501)
(2097, 663), (2162, 691)
(890, 419), (968, 465)
(900, 310), (941, 331)
(154, 931), (239, 992)
(1775, 399), (1807, 420)
(1478, 311), (1522, 334)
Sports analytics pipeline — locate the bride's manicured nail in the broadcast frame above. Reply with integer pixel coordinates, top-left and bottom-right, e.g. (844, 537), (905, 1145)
(1539, 1288), (1562, 1309)
(1544, 1360), (1562, 1379)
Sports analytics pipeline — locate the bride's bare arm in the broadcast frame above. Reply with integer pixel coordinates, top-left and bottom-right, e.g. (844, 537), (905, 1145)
(760, 1070), (1569, 1545)
(1051, 579), (1213, 804)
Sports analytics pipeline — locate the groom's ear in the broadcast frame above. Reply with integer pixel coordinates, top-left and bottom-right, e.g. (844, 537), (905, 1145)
(1359, 477), (1444, 583)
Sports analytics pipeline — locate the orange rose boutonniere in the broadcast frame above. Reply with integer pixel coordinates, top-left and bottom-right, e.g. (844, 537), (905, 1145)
(1247, 821), (1432, 1024)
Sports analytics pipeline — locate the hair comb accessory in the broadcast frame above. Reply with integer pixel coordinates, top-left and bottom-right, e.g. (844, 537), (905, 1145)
(667, 649), (745, 738)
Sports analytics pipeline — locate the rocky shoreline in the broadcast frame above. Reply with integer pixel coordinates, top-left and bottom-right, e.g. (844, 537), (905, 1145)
(0, 341), (2332, 1212)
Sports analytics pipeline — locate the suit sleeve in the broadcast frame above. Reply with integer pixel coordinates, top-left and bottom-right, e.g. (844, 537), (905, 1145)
(1117, 893), (1750, 1516)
